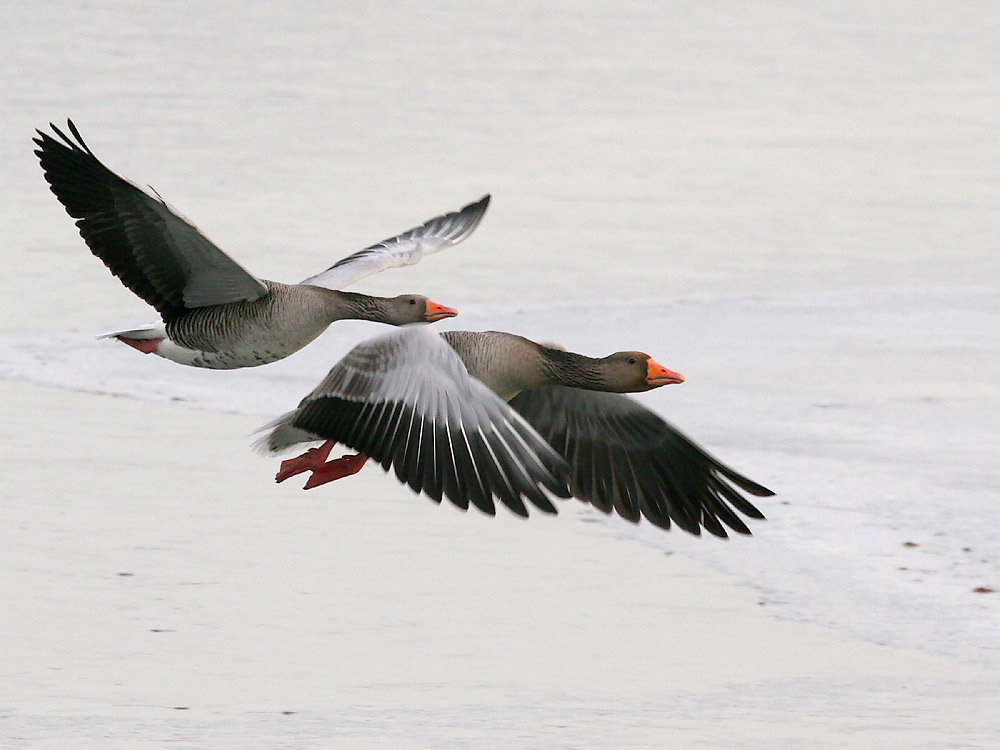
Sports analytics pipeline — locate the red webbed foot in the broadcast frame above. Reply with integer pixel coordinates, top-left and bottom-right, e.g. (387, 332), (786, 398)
(302, 453), (369, 490)
(275, 441), (336, 483)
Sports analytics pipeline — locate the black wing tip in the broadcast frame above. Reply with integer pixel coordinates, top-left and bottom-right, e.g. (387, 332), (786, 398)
(460, 193), (491, 223)
(35, 118), (92, 156)
(736, 477), (775, 498)
(695, 493), (767, 537)
(500, 499), (530, 518)
(536, 501), (558, 516)
(545, 461), (574, 499)
(524, 490), (559, 515)
(716, 519), (756, 538)
(469, 497), (498, 517)
(48, 121), (73, 146)
(65, 118), (88, 147)
(584, 477), (769, 538)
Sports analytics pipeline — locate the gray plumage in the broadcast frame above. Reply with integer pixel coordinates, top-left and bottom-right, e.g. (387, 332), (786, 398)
(260, 326), (572, 516)
(34, 119), (485, 368)
(260, 328), (774, 536)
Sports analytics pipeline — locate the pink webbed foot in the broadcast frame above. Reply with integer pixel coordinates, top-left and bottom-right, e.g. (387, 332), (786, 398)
(302, 453), (369, 490)
(275, 441), (336, 483)
(117, 336), (164, 354)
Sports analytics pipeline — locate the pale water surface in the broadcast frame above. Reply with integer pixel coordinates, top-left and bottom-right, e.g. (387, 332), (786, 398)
(2, 1), (999, 746)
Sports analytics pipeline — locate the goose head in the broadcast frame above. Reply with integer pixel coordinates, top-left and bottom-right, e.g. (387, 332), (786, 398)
(389, 295), (458, 324)
(600, 351), (685, 392)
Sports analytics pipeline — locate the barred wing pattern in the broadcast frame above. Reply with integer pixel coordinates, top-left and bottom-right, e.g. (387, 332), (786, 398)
(509, 386), (773, 537)
(262, 326), (571, 517)
(34, 120), (268, 318)
(301, 194), (490, 290)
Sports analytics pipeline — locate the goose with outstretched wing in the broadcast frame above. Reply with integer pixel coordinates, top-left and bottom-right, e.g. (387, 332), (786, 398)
(259, 326), (573, 517)
(259, 327), (773, 537)
(35, 120), (487, 368)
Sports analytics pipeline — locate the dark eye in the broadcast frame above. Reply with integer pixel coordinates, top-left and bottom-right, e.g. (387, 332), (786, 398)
(409, 299), (417, 305)
(628, 356), (637, 365)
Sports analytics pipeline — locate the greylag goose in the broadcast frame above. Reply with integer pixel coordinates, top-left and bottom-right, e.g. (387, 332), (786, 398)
(258, 327), (773, 537)
(34, 120), (485, 369)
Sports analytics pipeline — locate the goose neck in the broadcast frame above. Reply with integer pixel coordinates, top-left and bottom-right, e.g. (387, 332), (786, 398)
(539, 348), (608, 390)
(333, 291), (393, 324)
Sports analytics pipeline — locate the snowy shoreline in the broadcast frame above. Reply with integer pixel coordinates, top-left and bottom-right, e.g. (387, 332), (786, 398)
(4, 285), (997, 674)
(3, 380), (998, 747)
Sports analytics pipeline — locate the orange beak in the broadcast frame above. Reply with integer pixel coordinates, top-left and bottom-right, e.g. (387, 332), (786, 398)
(424, 299), (458, 322)
(646, 358), (684, 386)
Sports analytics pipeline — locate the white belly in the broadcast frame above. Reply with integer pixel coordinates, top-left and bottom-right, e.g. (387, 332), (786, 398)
(154, 324), (328, 369)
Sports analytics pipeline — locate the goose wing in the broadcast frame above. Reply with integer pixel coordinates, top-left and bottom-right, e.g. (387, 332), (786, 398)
(34, 120), (267, 319)
(300, 194), (490, 290)
(509, 386), (774, 537)
(259, 326), (570, 517)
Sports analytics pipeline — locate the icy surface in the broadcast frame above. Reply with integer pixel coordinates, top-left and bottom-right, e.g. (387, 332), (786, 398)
(2, 0), (1000, 745)
(2, 287), (998, 672)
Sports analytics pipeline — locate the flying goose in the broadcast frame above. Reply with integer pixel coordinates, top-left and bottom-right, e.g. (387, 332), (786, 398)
(258, 326), (773, 537)
(34, 120), (486, 369)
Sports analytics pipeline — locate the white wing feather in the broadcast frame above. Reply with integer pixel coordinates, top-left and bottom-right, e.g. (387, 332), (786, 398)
(300, 194), (490, 290)
(255, 325), (570, 515)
